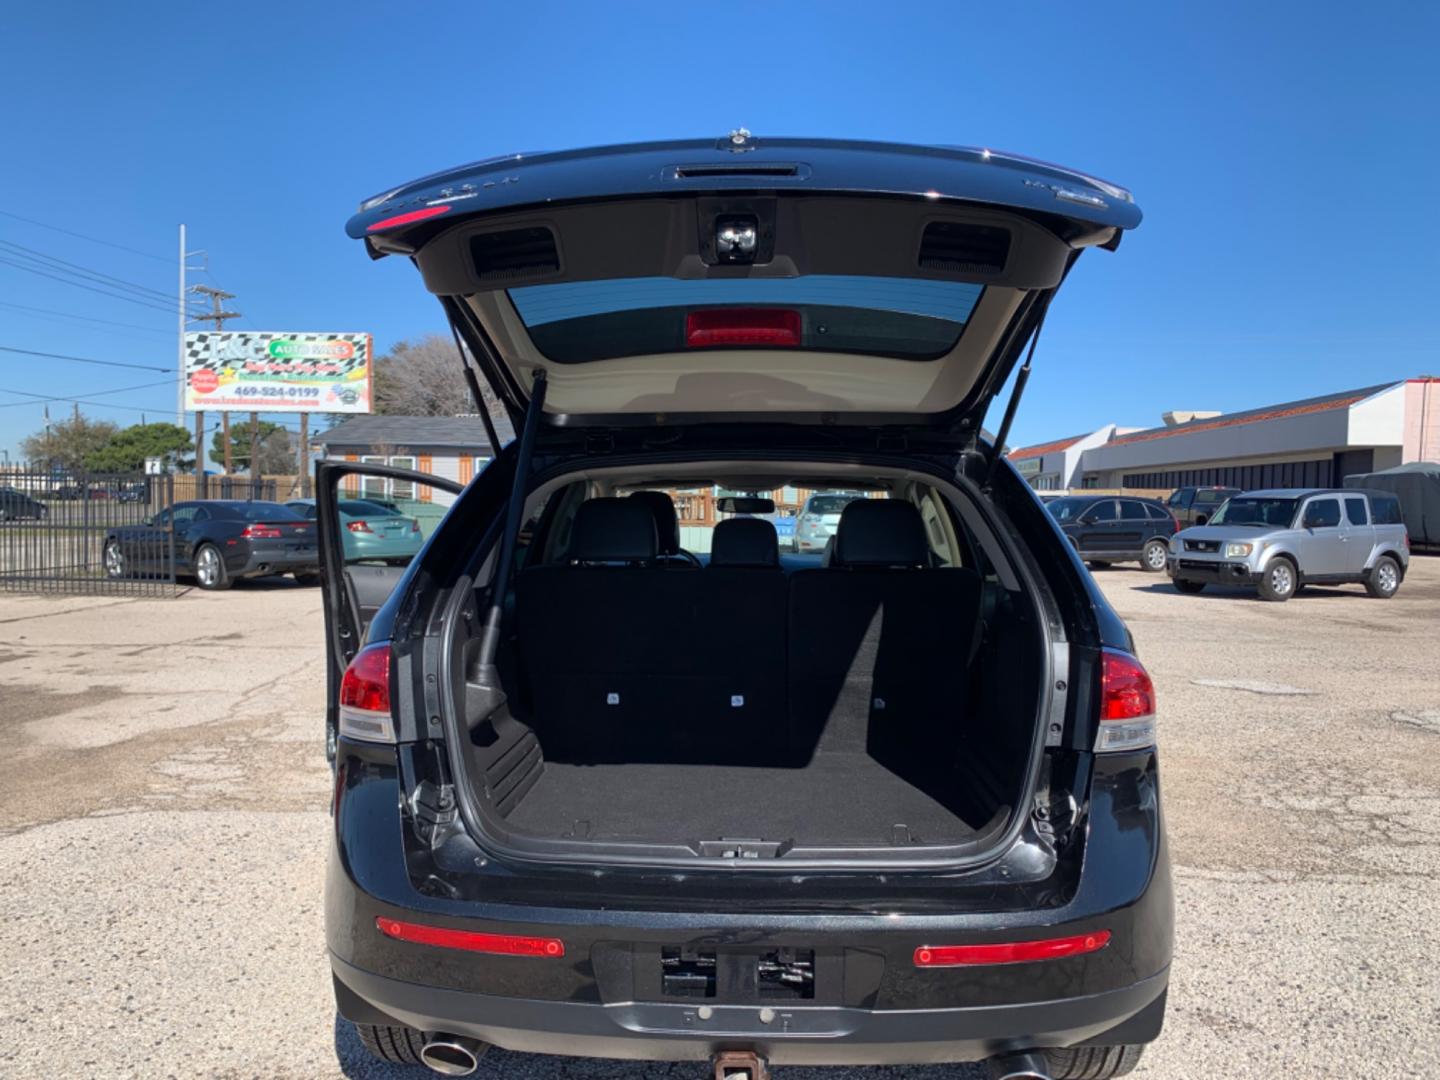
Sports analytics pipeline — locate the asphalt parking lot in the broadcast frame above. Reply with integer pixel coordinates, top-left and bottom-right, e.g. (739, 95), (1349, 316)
(2, 562), (1438, 1080)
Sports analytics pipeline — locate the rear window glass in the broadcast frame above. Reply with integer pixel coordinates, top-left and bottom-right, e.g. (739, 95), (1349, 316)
(507, 276), (984, 363)
(230, 501), (302, 521)
(1120, 501), (1149, 520)
(1344, 498), (1368, 525)
(805, 494), (862, 515)
(1371, 495), (1403, 525)
(1195, 489), (1230, 504)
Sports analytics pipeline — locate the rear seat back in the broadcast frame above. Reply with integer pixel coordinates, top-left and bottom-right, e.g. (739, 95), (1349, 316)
(517, 500), (788, 765)
(517, 499), (693, 760)
(697, 518), (789, 760)
(788, 500), (982, 766)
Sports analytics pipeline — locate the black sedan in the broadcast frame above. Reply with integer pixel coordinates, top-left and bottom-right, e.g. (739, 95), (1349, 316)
(103, 500), (318, 590)
(0, 486), (48, 523)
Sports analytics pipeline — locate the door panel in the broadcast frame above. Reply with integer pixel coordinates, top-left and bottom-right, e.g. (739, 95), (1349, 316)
(316, 461), (464, 761)
(1113, 500), (1150, 554)
(1078, 499), (1120, 553)
(1298, 497), (1346, 575)
(1342, 496), (1375, 572)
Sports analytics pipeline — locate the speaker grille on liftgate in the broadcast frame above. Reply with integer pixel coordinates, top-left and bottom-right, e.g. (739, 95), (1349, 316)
(918, 222), (1010, 275)
(470, 226), (561, 283)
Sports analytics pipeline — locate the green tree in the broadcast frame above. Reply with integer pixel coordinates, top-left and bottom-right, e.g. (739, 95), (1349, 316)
(20, 413), (119, 471)
(211, 421), (291, 474)
(84, 423), (193, 472)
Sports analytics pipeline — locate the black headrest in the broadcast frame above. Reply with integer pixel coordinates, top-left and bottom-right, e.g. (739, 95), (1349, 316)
(833, 499), (929, 567)
(569, 498), (657, 563)
(710, 517), (780, 568)
(628, 491), (680, 555)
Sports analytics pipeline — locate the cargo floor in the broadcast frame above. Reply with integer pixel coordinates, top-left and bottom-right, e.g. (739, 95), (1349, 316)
(502, 751), (1002, 849)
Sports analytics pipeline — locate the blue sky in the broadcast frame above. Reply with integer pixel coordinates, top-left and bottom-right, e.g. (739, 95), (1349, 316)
(2, 1), (1437, 459)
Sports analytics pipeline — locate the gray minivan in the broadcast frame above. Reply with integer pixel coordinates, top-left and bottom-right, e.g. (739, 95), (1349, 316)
(1167, 488), (1409, 601)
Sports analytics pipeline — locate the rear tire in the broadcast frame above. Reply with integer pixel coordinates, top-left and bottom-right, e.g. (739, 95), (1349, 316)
(1365, 555), (1401, 598)
(193, 543), (232, 591)
(1046, 1043), (1145, 1079)
(1173, 579), (1206, 594)
(353, 1021), (427, 1066)
(1257, 558), (1297, 602)
(1141, 539), (1169, 573)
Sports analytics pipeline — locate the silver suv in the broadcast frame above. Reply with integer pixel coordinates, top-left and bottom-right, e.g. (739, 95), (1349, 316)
(1167, 488), (1409, 602)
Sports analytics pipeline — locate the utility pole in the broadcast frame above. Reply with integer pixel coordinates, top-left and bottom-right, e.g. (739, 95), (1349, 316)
(176, 225), (186, 430)
(189, 285), (241, 499)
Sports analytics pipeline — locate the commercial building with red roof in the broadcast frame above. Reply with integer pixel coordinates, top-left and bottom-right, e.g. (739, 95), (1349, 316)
(1010, 378), (1439, 492)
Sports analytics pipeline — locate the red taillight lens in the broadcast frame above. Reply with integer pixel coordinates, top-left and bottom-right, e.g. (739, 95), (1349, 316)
(240, 524), (282, 539)
(340, 643), (390, 713)
(914, 930), (1110, 967)
(1101, 649), (1155, 721)
(376, 917), (565, 958)
(410, 520), (421, 534)
(366, 204), (452, 232)
(1096, 649), (1156, 752)
(347, 520), (374, 534)
(686, 308), (801, 348)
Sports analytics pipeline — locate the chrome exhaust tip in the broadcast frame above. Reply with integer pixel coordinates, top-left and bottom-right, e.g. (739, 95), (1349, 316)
(419, 1034), (487, 1076)
(987, 1050), (1053, 1080)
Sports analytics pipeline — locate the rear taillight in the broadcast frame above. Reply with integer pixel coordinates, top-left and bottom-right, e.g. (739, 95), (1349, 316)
(914, 930), (1111, 967)
(686, 308), (801, 347)
(410, 520), (421, 534)
(376, 917), (565, 958)
(347, 520), (374, 534)
(1096, 648), (1156, 753)
(240, 524), (282, 539)
(1404, 533), (1411, 550)
(366, 204), (452, 232)
(338, 643), (394, 743)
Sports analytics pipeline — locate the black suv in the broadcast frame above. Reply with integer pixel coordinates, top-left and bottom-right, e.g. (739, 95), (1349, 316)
(318, 137), (1171, 1080)
(1046, 495), (1179, 572)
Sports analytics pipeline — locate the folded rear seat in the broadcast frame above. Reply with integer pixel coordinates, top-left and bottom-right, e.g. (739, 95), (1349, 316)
(787, 500), (982, 768)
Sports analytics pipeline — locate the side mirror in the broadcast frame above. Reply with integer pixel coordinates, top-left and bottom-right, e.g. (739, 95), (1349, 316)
(717, 495), (775, 514)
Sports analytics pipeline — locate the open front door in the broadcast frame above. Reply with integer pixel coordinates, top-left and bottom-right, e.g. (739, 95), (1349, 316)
(315, 459), (463, 762)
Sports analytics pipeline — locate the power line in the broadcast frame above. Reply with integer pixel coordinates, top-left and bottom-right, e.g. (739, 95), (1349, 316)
(0, 344), (173, 373)
(0, 300), (172, 336)
(0, 256), (186, 315)
(0, 208), (173, 263)
(0, 239), (175, 301)
(0, 379), (176, 410)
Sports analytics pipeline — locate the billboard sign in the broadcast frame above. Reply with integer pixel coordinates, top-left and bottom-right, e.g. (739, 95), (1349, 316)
(184, 331), (374, 413)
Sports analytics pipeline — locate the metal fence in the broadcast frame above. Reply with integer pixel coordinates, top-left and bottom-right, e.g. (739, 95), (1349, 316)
(0, 465), (278, 597)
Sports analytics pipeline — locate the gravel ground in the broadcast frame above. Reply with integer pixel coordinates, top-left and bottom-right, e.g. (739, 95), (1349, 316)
(2, 561), (1438, 1079)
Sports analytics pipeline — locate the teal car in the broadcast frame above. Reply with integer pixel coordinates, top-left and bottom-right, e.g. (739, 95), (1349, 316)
(285, 498), (423, 565)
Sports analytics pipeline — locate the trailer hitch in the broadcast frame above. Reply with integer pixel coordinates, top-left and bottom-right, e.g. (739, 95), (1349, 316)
(713, 1049), (770, 1080)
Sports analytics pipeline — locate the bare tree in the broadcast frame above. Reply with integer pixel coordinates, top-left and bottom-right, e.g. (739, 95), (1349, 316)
(372, 334), (505, 418)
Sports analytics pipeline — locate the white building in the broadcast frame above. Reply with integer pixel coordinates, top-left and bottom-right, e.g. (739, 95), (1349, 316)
(1012, 378), (1440, 492)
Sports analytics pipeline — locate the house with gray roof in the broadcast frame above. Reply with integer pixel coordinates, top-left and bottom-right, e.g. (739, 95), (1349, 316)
(313, 414), (514, 507)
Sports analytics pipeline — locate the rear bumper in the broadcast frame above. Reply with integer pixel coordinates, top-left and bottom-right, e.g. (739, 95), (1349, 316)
(325, 747), (1172, 1064)
(332, 953), (1168, 1066)
(231, 550), (318, 576)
